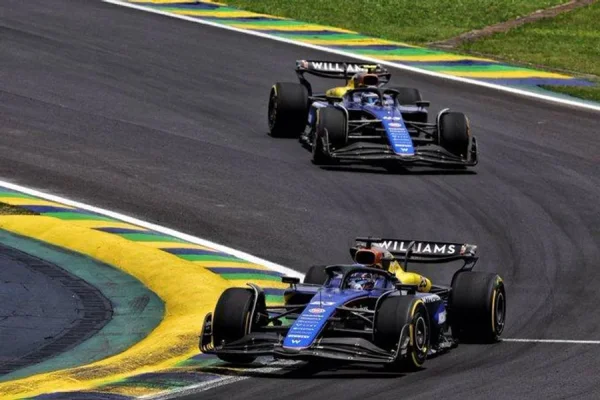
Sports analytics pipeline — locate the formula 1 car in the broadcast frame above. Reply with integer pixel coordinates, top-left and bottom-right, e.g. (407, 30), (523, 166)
(267, 60), (478, 169)
(199, 237), (506, 371)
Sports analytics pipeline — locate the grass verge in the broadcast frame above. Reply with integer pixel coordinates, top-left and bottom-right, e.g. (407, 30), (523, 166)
(459, 2), (600, 101)
(224, 0), (567, 43)
(0, 202), (37, 215)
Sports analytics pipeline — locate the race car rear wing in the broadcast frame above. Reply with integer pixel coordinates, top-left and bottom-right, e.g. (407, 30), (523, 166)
(295, 60), (391, 95)
(295, 59), (389, 79)
(352, 237), (478, 264)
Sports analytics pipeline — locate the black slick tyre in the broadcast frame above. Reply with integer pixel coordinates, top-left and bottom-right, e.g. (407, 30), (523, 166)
(450, 272), (506, 343)
(268, 82), (308, 138)
(212, 287), (264, 363)
(439, 112), (470, 158)
(304, 265), (328, 285)
(374, 296), (430, 371)
(312, 107), (346, 165)
(389, 87), (422, 105)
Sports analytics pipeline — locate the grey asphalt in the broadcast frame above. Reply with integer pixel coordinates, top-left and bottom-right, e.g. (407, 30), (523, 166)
(0, 0), (599, 398)
(0, 240), (111, 376)
(0, 244), (78, 370)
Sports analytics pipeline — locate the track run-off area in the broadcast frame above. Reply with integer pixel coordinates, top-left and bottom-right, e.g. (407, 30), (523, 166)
(0, 0), (599, 398)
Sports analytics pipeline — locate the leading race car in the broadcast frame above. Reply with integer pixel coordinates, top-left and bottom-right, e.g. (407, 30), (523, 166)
(267, 60), (478, 170)
(199, 237), (506, 371)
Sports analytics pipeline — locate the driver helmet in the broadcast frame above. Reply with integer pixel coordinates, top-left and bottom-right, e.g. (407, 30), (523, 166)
(348, 272), (375, 290)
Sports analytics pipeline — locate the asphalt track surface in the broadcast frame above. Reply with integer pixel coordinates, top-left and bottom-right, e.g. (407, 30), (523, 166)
(0, 0), (599, 398)
(0, 243), (79, 373)
(0, 241), (111, 376)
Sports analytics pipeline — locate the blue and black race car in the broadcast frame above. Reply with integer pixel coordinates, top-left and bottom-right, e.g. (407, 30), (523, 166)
(267, 60), (478, 169)
(199, 237), (506, 371)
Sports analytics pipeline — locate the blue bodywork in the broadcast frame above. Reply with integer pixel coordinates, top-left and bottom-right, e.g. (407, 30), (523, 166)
(306, 91), (424, 156)
(281, 267), (446, 351)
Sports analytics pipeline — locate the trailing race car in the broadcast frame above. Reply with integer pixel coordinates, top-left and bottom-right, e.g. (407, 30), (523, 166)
(199, 237), (506, 371)
(267, 60), (478, 169)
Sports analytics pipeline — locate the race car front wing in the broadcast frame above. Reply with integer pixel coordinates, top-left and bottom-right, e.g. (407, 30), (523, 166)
(326, 140), (478, 167)
(199, 311), (413, 365)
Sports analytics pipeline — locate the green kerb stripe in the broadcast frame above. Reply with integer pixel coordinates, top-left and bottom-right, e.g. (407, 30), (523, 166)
(219, 273), (282, 282)
(277, 33), (369, 40)
(158, 6), (239, 12)
(118, 233), (188, 243)
(0, 191), (35, 199)
(218, 19), (310, 26)
(44, 212), (115, 221)
(266, 294), (284, 304)
(352, 48), (443, 56)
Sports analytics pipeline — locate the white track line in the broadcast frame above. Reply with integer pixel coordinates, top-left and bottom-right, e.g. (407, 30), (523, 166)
(139, 376), (249, 400)
(0, 180), (304, 279)
(102, 0), (600, 113)
(503, 338), (600, 344)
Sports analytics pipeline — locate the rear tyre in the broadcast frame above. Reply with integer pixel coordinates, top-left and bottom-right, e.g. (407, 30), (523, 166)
(268, 82), (309, 138)
(374, 296), (430, 371)
(304, 265), (328, 285)
(312, 107), (347, 165)
(389, 87), (422, 105)
(450, 272), (506, 343)
(439, 112), (470, 158)
(212, 287), (265, 363)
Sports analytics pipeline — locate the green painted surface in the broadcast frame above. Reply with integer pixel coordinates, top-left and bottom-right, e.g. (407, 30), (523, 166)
(277, 33), (368, 40)
(0, 230), (164, 382)
(178, 254), (243, 262)
(266, 294), (284, 304)
(0, 192), (35, 199)
(219, 273), (281, 282)
(43, 212), (115, 221)
(118, 233), (187, 243)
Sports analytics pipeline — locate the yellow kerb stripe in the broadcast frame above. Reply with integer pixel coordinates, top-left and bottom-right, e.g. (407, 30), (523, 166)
(172, 10), (280, 18)
(229, 24), (353, 33)
(61, 220), (149, 230)
(0, 216), (231, 399)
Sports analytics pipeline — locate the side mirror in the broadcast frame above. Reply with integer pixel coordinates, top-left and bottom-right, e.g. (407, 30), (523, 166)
(416, 101), (430, 108)
(282, 276), (300, 285)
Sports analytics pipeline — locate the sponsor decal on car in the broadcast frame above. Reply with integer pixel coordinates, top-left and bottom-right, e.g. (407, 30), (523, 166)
(288, 334), (310, 339)
(437, 310), (447, 325)
(310, 300), (336, 306)
(309, 62), (367, 73)
(376, 240), (458, 255)
(308, 307), (326, 314)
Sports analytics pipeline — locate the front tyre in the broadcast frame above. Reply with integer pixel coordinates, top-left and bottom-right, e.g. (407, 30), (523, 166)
(268, 82), (308, 138)
(450, 272), (506, 343)
(439, 111), (470, 158)
(212, 287), (265, 363)
(374, 296), (430, 371)
(312, 107), (347, 165)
